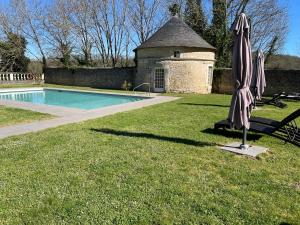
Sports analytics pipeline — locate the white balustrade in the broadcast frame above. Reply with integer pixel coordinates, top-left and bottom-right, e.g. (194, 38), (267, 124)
(0, 73), (10, 81)
(0, 72), (44, 82)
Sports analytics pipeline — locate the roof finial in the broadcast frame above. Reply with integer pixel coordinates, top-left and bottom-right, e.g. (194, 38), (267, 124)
(168, 3), (180, 17)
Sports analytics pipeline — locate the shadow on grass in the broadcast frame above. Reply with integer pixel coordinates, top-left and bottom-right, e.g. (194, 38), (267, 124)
(91, 128), (215, 147)
(180, 103), (229, 108)
(202, 128), (262, 141)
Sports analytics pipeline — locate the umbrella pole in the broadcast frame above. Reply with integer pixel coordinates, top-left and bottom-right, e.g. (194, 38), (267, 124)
(240, 126), (249, 150)
(254, 88), (257, 109)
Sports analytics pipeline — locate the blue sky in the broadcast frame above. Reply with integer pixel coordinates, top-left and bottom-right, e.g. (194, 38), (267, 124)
(280, 0), (300, 56)
(0, 0), (299, 57)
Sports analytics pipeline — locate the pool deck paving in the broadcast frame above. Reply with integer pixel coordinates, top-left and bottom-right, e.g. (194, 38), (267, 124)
(0, 88), (179, 139)
(0, 98), (86, 116)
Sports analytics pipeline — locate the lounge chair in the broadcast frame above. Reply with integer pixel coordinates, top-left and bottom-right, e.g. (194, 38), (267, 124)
(280, 92), (300, 101)
(256, 92), (287, 108)
(214, 109), (299, 129)
(214, 109), (300, 146)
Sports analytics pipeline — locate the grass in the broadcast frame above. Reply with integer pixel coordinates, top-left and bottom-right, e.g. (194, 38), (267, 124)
(0, 106), (52, 127)
(0, 88), (299, 224)
(0, 83), (43, 89)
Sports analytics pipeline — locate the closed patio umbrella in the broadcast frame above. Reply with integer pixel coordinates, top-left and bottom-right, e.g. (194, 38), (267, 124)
(228, 13), (254, 149)
(252, 50), (266, 108)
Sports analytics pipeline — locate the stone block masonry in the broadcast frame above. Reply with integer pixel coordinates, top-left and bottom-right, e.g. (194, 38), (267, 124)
(44, 67), (135, 90)
(212, 69), (300, 96)
(44, 67), (300, 95)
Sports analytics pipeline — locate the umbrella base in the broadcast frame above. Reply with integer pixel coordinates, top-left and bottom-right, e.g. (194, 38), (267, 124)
(220, 142), (268, 157)
(240, 144), (249, 150)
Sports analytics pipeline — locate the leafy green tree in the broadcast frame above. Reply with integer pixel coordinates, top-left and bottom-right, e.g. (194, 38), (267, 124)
(0, 33), (30, 72)
(264, 36), (278, 64)
(58, 43), (72, 67)
(184, 0), (207, 37)
(208, 0), (231, 67)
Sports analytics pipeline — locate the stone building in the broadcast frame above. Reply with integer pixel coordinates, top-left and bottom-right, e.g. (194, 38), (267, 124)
(134, 16), (215, 93)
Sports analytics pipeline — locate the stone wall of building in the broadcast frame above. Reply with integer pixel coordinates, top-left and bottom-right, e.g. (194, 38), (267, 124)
(212, 68), (300, 96)
(44, 67), (135, 90)
(137, 47), (215, 60)
(162, 60), (214, 93)
(135, 47), (215, 93)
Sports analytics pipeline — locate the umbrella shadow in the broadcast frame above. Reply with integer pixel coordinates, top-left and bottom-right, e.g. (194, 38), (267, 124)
(179, 103), (230, 108)
(91, 128), (216, 147)
(202, 128), (262, 141)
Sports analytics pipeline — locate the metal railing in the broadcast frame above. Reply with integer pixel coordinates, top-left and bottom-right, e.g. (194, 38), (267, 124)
(133, 83), (151, 96)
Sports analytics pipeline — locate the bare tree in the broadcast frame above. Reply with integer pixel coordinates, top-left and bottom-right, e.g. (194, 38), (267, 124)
(0, 0), (291, 68)
(43, 0), (74, 66)
(90, 0), (129, 67)
(227, 0), (288, 54)
(0, 12), (12, 39)
(11, 0), (48, 66)
(69, 0), (93, 65)
(128, 0), (165, 45)
(123, 28), (131, 67)
(0, 3), (23, 37)
(0, 2), (32, 71)
(89, 0), (109, 66)
(111, 0), (129, 67)
(248, 0), (288, 54)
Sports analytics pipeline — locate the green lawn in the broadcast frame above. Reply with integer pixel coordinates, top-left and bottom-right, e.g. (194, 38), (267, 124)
(0, 92), (299, 224)
(0, 83), (43, 89)
(0, 106), (52, 127)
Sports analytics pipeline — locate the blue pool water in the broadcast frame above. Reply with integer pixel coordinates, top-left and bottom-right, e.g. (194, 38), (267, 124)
(0, 89), (146, 110)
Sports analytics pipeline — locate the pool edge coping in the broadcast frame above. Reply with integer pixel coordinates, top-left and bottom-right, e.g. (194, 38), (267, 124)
(0, 87), (158, 116)
(0, 88), (180, 139)
(0, 87), (158, 97)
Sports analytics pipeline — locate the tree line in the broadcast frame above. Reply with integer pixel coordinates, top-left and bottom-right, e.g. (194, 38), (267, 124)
(0, 0), (288, 71)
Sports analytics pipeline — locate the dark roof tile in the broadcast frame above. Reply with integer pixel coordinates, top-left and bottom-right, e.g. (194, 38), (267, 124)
(136, 16), (215, 50)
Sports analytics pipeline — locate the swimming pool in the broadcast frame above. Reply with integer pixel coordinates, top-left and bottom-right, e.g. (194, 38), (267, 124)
(0, 89), (146, 110)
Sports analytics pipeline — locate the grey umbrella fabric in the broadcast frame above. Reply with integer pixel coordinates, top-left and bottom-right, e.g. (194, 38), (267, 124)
(252, 50), (266, 100)
(228, 13), (254, 130)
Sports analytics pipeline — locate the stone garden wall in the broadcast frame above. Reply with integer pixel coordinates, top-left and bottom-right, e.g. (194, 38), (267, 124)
(44, 67), (135, 90)
(212, 69), (300, 96)
(44, 67), (300, 95)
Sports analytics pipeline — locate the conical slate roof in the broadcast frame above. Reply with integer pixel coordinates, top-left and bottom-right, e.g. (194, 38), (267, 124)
(135, 16), (215, 50)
